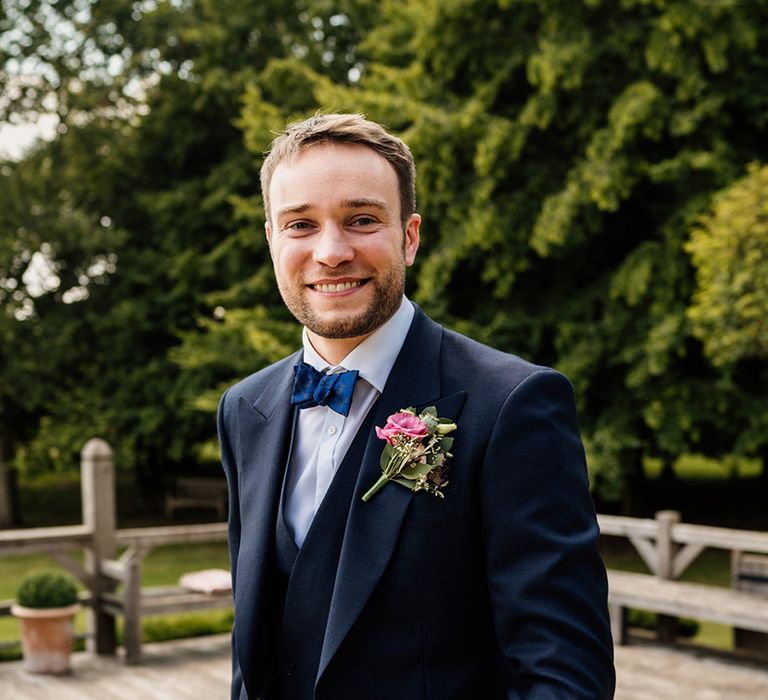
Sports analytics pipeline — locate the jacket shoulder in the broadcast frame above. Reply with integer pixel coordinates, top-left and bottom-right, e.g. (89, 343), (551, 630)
(440, 326), (561, 395)
(220, 350), (301, 411)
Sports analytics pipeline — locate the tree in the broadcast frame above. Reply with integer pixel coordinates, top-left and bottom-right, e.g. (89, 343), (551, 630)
(687, 163), (768, 366)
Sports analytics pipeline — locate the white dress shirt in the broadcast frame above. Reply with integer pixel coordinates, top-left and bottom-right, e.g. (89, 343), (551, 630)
(284, 297), (415, 547)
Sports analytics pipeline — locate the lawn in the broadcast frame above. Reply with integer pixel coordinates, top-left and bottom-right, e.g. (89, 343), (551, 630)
(643, 454), (762, 480)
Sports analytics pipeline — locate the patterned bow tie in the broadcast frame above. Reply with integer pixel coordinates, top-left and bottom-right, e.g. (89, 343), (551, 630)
(290, 362), (360, 416)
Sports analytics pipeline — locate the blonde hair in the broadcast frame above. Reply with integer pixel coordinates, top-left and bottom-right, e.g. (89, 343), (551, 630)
(260, 113), (416, 227)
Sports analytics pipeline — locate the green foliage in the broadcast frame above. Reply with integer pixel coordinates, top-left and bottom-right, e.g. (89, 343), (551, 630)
(16, 569), (79, 609)
(141, 610), (233, 643)
(687, 163), (768, 366)
(0, 643), (23, 662)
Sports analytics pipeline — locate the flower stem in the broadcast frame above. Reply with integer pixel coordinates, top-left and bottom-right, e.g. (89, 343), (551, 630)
(361, 474), (389, 502)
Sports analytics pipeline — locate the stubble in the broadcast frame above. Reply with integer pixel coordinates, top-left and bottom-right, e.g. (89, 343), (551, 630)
(277, 262), (405, 340)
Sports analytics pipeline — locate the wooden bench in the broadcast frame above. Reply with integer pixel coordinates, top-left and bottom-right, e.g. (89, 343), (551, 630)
(608, 569), (768, 645)
(165, 477), (228, 519)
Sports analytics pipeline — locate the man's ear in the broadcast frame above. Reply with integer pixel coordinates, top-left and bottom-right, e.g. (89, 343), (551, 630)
(404, 213), (421, 266)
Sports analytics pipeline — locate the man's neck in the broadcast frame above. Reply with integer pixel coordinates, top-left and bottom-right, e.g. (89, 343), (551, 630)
(305, 330), (372, 366)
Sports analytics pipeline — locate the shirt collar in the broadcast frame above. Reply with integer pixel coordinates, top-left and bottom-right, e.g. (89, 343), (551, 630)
(301, 296), (415, 393)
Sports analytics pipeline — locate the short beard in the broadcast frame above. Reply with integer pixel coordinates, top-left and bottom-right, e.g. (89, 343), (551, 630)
(278, 263), (405, 339)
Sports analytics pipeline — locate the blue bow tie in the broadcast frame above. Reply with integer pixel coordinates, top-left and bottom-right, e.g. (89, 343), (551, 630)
(291, 362), (360, 416)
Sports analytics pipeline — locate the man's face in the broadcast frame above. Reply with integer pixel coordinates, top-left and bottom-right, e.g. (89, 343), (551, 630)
(266, 143), (420, 348)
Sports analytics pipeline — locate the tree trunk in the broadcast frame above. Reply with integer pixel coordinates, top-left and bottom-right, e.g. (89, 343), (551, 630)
(0, 431), (15, 527)
(621, 449), (647, 516)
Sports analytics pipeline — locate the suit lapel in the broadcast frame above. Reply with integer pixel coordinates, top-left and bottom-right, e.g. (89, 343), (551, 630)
(231, 352), (300, 697)
(317, 308), (467, 681)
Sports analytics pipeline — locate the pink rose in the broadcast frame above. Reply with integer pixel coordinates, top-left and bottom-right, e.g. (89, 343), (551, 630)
(375, 411), (429, 445)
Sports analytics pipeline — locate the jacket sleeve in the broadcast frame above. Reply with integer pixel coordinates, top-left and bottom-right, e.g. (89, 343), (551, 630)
(481, 369), (615, 699)
(218, 389), (246, 700)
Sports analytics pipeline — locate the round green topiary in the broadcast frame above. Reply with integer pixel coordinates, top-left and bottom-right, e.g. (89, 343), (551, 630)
(17, 569), (79, 609)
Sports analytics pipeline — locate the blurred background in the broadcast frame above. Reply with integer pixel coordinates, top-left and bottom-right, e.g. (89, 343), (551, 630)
(1, 0), (767, 656)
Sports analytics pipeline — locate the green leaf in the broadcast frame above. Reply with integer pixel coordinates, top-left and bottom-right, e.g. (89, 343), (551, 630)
(393, 476), (416, 491)
(379, 443), (394, 470)
(399, 461), (434, 480)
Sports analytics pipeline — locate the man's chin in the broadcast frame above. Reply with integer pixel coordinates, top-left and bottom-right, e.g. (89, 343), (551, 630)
(303, 305), (395, 340)
(306, 317), (376, 340)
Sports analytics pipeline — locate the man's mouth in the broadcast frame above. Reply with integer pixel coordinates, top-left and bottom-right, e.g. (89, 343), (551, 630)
(310, 280), (366, 293)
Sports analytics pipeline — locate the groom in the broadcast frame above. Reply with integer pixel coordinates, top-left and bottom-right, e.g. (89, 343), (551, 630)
(218, 113), (615, 700)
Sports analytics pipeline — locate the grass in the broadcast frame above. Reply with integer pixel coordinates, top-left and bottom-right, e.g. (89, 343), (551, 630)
(644, 454), (762, 480)
(0, 542), (232, 659)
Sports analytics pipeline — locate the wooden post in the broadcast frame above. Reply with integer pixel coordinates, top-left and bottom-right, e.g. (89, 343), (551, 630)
(81, 438), (117, 655)
(655, 510), (680, 642)
(122, 549), (143, 665)
(609, 602), (627, 645)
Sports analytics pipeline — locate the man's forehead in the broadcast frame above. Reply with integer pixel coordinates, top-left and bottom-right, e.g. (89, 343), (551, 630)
(272, 141), (392, 177)
(270, 144), (398, 199)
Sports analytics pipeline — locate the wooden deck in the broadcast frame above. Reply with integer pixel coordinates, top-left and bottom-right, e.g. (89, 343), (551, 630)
(1, 634), (767, 699)
(0, 635), (231, 700)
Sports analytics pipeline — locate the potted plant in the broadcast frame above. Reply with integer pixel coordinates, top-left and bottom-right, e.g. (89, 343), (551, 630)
(11, 568), (81, 674)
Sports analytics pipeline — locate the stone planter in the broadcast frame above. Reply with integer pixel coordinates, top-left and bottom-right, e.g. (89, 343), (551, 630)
(11, 603), (81, 674)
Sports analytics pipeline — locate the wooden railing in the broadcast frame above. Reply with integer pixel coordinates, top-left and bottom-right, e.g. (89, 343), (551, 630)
(598, 511), (768, 579)
(599, 511), (768, 644)
(0, 439), (228, 661)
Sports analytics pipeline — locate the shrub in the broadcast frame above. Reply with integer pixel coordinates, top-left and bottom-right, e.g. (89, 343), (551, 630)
(16, 569), (79, 609)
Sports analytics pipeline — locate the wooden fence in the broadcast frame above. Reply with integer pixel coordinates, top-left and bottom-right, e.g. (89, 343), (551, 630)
(0, 439), (227, 661)
(599, 510), (768, 646)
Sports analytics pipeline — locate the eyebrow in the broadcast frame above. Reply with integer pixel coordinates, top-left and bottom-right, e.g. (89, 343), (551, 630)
(275, 199), (388, 221)
(275, 204), (311, 220)
(341, 198), (388, 210)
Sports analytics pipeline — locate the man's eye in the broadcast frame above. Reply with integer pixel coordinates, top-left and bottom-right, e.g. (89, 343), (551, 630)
(285, 221), (313, 234)
(351, 216), (378, 227)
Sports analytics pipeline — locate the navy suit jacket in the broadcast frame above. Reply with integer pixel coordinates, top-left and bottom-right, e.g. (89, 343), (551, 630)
(218, 305), (615, 700)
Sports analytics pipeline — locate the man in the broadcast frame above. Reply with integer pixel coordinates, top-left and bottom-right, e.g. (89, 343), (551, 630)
(218, 113), (615, 700)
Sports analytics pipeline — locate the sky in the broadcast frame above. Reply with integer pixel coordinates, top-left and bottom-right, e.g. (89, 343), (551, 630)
(0, 117), (57, 160)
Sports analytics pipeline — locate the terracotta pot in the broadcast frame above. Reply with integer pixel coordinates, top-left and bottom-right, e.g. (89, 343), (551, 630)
(11, 603), (81, 674)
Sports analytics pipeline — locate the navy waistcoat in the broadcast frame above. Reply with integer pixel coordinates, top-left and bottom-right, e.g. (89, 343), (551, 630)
(275, 407), (377, 700)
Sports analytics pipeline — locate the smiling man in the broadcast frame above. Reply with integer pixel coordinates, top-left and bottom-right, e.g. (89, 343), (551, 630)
(218, 114), (615, 700)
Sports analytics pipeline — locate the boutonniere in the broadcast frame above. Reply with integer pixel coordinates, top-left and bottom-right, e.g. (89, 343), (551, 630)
(361, 406), (457, 502)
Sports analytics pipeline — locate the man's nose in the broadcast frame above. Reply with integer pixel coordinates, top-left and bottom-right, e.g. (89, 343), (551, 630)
(312, 223), (354, 267)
